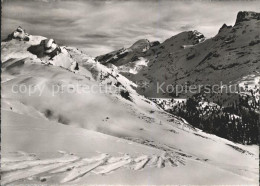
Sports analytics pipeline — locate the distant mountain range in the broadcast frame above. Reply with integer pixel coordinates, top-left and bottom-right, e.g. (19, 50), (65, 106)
(96, 11), (260, 98)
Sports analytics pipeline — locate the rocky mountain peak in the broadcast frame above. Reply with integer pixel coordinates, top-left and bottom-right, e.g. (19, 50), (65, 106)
(191, 30), (205, 44)
(235, 11), (260, 25)
(4, 26), (30, 42)
(129, 39), (150, 52)
(218, 23), (232, 33)
(161, 30), (205, 50)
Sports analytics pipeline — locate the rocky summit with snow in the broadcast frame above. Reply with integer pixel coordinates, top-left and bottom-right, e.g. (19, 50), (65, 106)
(1, 12), (259, 185)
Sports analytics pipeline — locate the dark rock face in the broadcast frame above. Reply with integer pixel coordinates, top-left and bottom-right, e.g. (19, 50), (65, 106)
(3, 26), (30, 42)
(187, 31), (205, 45)
(235, 11), (260, 25)
(162, 30), (205, 49)
(218, 24), (232, 33)
(27, 39), (61, 59)
(150, 41), (160, 47)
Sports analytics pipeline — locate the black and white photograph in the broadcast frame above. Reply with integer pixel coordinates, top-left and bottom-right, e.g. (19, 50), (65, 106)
(1, 0), (259, 185)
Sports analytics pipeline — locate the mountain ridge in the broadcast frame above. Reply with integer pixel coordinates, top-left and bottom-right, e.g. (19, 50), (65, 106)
(96, 11), (260, 98)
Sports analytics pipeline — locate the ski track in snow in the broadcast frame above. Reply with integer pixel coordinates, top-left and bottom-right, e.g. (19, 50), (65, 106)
(0, 151), (187, 184)
(61, 160), (106, 183)
(1, 154), (79, 172)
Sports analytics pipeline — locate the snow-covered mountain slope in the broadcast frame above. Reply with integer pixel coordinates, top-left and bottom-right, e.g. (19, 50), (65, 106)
(96, 11), (260, 98)
(2, 110), (258, 185)
(1, 27), (258, 184)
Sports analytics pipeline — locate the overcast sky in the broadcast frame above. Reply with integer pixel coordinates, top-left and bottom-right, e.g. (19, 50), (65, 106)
(2, 0), (260, 56)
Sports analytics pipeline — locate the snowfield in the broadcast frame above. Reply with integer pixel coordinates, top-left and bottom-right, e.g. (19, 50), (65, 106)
(1, 29), (259, 185)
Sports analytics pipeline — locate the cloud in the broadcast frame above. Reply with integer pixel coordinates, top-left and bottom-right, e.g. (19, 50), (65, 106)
(2, 0), (260, 56)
